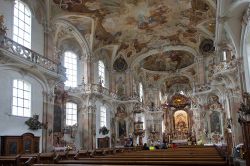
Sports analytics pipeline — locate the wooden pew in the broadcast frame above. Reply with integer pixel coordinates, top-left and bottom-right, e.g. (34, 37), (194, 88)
(5, 146), (227, 166)
(0, 154), (20, 166)
(55, 159), (227, 165)
(38, 152), (55, 164)
(20, 154), (38, 166)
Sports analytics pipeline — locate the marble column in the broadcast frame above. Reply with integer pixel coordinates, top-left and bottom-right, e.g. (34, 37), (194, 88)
(82, 104), (96, 150)
(42, 90), (55, 152)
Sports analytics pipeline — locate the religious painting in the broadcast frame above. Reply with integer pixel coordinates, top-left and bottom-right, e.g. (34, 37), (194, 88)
(118, 120), (127, 138)
(53, 105), (62, 132)
(116, 104), (127, 118)
(174, 110), (188, 140)
(165, 76), (190, 89)
(210, 111), (221, 134)
(141, 51), (194, 72)
(116, 75), (126, 99)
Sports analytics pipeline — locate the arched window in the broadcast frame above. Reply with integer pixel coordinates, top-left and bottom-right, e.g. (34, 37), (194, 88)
(98, 60), (105, 87)
(13, 0), (31, 48)
(66, 102), (77, 126)
(64, 51), (77, 87)
(139, 83), (143, 102)
(12, 79), (31, 117)
(100, 106), (106, 127)
(222, 51), (227, 61)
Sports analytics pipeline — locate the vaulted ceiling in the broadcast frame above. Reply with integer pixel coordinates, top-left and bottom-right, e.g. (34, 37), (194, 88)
(52, 0), (216, 91)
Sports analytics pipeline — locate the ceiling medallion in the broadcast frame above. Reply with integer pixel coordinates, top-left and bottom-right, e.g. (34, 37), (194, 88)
(168, 93), (190, 109)
(199, 39), (215, 55)
(113, 56), (128, 72)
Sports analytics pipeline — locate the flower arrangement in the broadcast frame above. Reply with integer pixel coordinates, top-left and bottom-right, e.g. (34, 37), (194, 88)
(99, 126), (109, 135)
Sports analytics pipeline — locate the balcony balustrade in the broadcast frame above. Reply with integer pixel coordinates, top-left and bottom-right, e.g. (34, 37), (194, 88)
(0, 36), (65, 76)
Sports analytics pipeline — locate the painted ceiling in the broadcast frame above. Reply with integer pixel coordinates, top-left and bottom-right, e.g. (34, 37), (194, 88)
(141, 50), (194, 72)
(53, 0), (216, 86)
(53, 0), (215, 50)
(165, 76), (190, 89)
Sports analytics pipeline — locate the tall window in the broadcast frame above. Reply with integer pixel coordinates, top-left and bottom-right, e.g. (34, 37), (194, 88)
(64, 51), (77, 87)
(13, 0), (31, 48)
(98, 60), (105, 87)
(12, 79), (31, 117)
(139, 83), (143, 102)
(162, 120), (165, 133)
(100, 106), (106, 127)
(159, 91), (162, 101)
(222, 51), (227, 61)
(66, 102), (77, 126)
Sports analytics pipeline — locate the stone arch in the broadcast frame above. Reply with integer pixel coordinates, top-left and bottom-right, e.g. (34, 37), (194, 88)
(241, 4), (250, 92)
(53, 18), (91, 60)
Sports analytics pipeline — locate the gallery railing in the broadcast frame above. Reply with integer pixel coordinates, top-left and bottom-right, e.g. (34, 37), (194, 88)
(85, 83), (117, 98)
(213, 59), (238, 76)
(0, 36), (65, 76)
(67, 83), (140, 101)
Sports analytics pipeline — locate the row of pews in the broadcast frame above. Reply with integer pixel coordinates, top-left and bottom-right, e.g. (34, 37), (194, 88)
(0, 146), (227, 166)
(0, 147), (138, 166)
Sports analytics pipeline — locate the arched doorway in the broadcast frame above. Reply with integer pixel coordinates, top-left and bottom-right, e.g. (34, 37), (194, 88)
(173, 110), (189, 140)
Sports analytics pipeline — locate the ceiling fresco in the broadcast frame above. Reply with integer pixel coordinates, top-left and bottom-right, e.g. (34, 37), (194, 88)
(52, 0), (216, 87)
(140, 50), (194, 72)
(53, 0), (215, 53)
(165, 76), (190, 89)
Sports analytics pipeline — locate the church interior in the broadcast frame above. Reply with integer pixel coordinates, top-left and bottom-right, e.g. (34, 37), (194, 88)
(1, 0), (250, 165)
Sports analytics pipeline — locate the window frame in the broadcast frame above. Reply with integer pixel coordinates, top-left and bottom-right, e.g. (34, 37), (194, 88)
(12, 79), (31, 117)
(13, 0), (32, 48)
(64, 51), (78, 88)
(139, 83), (143, 102)
(98, 60), (105, 87)
(100, 106), (107, 127)
(65, 102), (77, 126)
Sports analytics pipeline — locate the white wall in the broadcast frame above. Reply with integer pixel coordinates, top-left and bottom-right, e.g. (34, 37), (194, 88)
(0, 0), (44, 55)
(0, 69), (44, 150)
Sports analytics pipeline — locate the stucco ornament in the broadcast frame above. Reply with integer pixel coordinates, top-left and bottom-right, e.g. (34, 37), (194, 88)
(25, 115), (43, 130)
(99, 126), (110, 135)
(113, 56), (128, 72)
(0, 15), (7, 45)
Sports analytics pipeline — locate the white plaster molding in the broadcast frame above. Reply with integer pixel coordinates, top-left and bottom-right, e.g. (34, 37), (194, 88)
(242, 3), (250, 25)
(54, 18), (91, 59)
